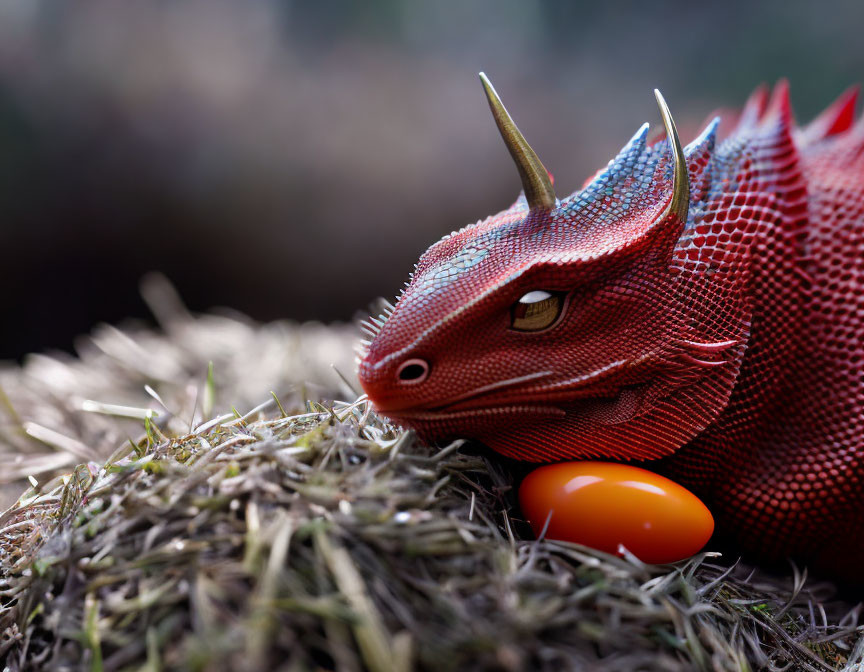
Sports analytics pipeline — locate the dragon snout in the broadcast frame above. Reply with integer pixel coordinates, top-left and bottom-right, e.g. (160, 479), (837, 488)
(358, 355), (432, 411)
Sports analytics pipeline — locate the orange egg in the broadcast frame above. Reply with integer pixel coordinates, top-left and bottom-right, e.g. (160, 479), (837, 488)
(518, 461), (714, 564)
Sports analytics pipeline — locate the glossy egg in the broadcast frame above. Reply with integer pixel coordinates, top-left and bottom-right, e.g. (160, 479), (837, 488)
(518, 462), (714, 564)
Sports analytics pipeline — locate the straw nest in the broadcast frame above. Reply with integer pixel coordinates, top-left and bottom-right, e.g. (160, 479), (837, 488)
(0, 277), (861, 671)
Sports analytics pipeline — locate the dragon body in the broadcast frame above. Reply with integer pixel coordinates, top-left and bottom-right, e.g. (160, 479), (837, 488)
(358, 77), (864, 579)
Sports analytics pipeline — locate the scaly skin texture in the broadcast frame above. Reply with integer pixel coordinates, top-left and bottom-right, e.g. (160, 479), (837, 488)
(358, 82), (864, 580)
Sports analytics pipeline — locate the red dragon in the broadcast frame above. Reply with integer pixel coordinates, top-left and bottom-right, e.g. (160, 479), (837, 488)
(358, 74), (864, 580)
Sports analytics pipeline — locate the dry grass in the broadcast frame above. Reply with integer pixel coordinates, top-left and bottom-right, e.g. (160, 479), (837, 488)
(0, 277), (862, 671)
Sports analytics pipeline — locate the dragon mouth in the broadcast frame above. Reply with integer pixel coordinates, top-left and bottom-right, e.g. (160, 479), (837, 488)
(375, 358), (656, 426)
(379, 382), (651, 434)
(384, 404), (567, 423)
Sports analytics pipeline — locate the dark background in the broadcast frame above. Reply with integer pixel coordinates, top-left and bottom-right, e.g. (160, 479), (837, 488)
(0, 0), (862, 359)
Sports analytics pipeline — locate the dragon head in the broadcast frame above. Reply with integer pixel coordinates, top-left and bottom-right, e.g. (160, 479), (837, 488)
(358, 74), (751, 462)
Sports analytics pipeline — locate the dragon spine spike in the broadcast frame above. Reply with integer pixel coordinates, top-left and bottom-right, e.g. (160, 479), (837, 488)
(686, 117), (720, 155)
(802, 85), (860, 142)
(736, 83), (770, 132)
(764, 79), (793, 127)
(578, 123), (649, 193)
(653, 89), (690, 225)
(479, 72), (556, 211)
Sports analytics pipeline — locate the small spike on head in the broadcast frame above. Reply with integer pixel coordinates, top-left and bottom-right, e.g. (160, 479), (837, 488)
(654, 89), (690, 225)
(479, 72), (556, 211)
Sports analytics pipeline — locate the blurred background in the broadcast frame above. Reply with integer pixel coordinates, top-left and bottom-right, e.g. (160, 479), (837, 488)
(0, 0), (862, 360)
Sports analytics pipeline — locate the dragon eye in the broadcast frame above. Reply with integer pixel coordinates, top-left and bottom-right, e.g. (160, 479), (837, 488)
(510, 290), (565, 332)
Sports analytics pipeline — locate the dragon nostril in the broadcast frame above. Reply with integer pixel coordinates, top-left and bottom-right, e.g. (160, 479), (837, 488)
(397, 358), (430, 384)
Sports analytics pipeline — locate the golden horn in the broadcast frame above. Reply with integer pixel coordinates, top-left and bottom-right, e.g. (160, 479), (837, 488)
(654, 89), (690, 224)
(480, 73), (556, 210)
